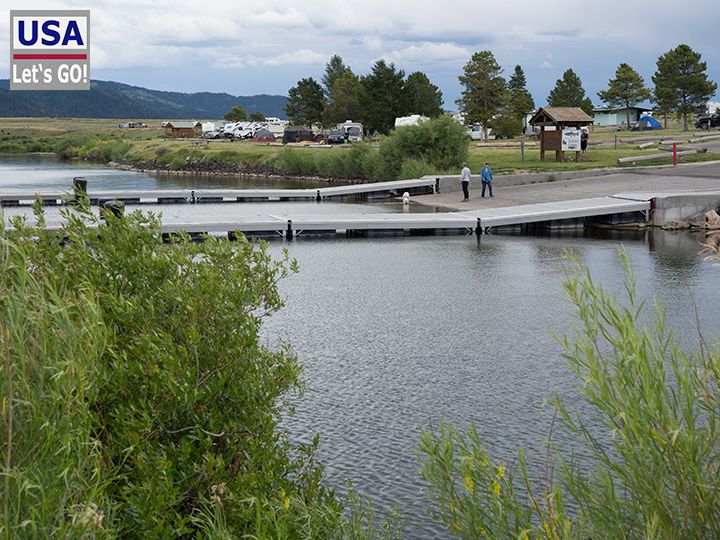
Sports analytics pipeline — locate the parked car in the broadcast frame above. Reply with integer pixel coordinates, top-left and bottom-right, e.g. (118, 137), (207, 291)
(695, 113), (720, 129)
(325, 131), (345, 145)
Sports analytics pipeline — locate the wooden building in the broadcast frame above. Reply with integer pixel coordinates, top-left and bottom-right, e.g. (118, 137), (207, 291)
(529, 107), (593, 162)
(164, 121), (202, 138)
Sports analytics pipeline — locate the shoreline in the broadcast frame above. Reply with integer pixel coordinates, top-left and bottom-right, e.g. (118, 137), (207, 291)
(110, 159), (369, 185)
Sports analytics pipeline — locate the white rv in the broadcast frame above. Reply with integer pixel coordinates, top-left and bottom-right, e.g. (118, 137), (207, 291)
(337, 120), (363, 142)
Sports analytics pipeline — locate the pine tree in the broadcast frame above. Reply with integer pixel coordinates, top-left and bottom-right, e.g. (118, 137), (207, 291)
(652, 44), (717, 131)
(360, 60), (409, 134)
(547, 69), (593, 115)
(507, 65), (535, 126)
(457, 50), (507, 141)
(285, 78), (325, 126)
(598, 63), (651, 129)
(404, 71), (443, 118)
(322, 55), (352, 100)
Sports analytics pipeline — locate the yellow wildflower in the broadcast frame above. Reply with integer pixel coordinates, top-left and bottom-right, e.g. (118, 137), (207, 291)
(453, 522), (461, 531)
(284, 497), (290, 510)
(481, 455), (489, 467)
(496, 464), (505, 479)
(492, 481), (501, 497)
(464, 474), (475, 493)
(280, 488), (286, 498)
(480, 527), (487, 536)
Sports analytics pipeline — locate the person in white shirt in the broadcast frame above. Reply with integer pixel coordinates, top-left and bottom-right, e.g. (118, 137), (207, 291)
(460, 162), (471, 201)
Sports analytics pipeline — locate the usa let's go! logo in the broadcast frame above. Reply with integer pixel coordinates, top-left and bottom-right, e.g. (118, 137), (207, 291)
(10, 10), (90, 90)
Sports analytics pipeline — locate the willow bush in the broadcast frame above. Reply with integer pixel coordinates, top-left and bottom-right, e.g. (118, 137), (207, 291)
(1, 204), (349, 538)
(418, 252), (720, 538)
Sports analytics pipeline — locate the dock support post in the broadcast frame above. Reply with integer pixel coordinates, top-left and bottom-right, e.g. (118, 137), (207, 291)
(286, 219), (293, 240)
(316, 189), (321, 202)
(191, 190), (196, 204)
(475, 218), (482, 236)
(435, 177), (440, 193)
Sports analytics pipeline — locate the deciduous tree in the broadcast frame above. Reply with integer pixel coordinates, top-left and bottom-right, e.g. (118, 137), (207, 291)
(224, 105), (247, 122)
(457, 50), (506, 141)
(598, 63), (651, 129)
(249, 111), (266, 122)
(323, 72), (365, 127)
(652, 44), (717, 131)
(285, 77), (326, 126)
(547, 68), (593, 115)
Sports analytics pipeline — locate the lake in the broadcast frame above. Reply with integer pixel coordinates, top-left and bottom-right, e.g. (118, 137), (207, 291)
(264, 230), (718, 536)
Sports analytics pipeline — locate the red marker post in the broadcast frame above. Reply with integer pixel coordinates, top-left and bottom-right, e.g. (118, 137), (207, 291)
(673, 142), (677, 166)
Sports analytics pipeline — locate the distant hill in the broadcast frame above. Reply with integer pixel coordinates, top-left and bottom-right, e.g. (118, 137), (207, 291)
(0, 80), (288, 120)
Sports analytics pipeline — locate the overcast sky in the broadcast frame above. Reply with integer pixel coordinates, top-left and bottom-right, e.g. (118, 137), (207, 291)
(2, 1), (719, 109)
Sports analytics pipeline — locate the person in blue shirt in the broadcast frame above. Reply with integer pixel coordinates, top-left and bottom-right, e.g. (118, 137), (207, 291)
(480, 162), (493, 197)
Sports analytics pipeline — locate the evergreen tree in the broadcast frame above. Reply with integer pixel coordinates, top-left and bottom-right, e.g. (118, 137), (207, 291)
(404, 71), (443, 118)
(547, 69), (593, 115)
(507, 65), (535, 126)
(322, 55), (352, 99)
(598, 63), (651, 129)
(285, 77), (326, 126)
(322, 72), (365, 126)
(652, 44), (717, 131)
(224, 105), (247, 122)
(360, 60), (409, 134)
(457, 50), (507, 141)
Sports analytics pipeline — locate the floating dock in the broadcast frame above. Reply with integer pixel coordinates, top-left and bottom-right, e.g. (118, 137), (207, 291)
(11, 195), (651, 239)
(0, 178), (438, 206)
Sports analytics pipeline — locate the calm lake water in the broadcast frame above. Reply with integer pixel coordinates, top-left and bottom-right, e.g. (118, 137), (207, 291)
(265, 231), (719, 537)
(3, 156), (719, 537)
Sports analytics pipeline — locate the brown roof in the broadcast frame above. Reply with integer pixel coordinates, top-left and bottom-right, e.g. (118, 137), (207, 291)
(529, 107), (593, 126)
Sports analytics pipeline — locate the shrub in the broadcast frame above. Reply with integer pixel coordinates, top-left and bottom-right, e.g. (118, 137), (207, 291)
(378, 116), (469, 181)
(81, 140), (132, 162)
(399, 158), (432, 180)
(274, 147), (316, 176)
(490, 114), (524, 139)
(314, 149), (347, 178)
(2, 207), (344, 537)
(418, 252), (720, 538)
(0, 231), (113, 537)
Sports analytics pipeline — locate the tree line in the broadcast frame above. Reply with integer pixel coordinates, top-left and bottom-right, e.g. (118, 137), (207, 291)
(285, 55), (444, 134)
(285, 43), (715, 136)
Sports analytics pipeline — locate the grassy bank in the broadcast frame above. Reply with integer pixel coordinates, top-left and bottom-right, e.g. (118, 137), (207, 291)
(2, 117), (719, 182)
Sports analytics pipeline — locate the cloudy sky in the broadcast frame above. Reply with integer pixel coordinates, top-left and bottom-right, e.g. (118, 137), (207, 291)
(2, 0), (719, 109)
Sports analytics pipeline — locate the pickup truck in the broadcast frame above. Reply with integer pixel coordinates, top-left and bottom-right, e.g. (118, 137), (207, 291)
(695, 113), (720, 129)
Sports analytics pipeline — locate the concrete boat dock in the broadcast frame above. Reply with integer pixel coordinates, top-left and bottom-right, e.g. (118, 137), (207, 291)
(2, 162), (719, 238)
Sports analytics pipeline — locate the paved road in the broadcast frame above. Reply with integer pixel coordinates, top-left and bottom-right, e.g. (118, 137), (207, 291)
(414, 162), (720, 211)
